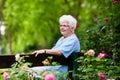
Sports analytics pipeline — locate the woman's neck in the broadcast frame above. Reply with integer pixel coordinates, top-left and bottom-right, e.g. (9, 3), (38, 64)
(63, 33), (74, 38)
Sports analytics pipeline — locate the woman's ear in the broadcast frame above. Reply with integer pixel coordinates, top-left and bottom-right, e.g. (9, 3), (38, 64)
(71, 27), (76, 30)
(70, 27), (75, 33)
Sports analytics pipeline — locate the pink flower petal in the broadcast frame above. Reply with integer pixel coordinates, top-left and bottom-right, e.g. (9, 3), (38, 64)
(44, 74), (56, 80)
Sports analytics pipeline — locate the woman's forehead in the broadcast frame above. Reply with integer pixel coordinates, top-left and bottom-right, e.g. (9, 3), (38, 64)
(60, 21), (68, 24)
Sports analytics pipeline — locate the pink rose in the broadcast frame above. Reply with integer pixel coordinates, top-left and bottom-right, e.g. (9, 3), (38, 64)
(3, 72), (10, 80)
(84, 49), (95, 56)
(15, 54), (20, 61)
(76, 23), (80, 28)
(112, 0), (120, 5)
(44, 74), (56, 80)
(98, 72), (106, 80)
(104, 18), (110, 23)
(98, 51), (108, 59)
(98, 53), (105, 59)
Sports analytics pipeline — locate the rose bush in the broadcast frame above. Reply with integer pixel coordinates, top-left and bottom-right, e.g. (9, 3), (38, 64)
(0, 54), (69, 80)
(76, 49), (120, 80)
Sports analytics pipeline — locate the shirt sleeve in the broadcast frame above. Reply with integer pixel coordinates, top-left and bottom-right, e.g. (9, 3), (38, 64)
(55, 39), (76, 58)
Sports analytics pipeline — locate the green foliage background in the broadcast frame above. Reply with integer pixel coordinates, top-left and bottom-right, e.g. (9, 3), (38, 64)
(0, 0), (120, 55)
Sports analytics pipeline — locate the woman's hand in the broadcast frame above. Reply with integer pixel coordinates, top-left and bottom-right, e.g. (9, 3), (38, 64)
(32, 50), (45, 57)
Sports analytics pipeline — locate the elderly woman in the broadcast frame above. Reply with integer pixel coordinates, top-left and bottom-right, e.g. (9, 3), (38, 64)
(32, 15), (80, 72)
(34, 15), (80, 57)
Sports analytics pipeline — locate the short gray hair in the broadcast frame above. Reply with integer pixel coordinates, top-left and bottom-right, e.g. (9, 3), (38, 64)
(59, 15), (77, 29)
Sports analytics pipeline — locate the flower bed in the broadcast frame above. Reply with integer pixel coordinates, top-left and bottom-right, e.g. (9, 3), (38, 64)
(0, 54), (69, 80)
(76, 49), (120, 80)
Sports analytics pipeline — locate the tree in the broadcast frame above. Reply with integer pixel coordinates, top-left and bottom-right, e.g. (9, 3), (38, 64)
(1, 0), (120, 55)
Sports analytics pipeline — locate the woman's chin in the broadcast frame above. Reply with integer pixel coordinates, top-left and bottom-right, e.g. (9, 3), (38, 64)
(61, 33), (66, 35)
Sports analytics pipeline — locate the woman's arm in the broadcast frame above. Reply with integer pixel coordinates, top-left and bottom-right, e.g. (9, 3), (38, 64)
(33, 49), (62, 57)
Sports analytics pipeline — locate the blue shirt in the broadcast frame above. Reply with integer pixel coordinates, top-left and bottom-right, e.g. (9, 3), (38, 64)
(52, 34), (80, 58)
(31, 34), (80, 73)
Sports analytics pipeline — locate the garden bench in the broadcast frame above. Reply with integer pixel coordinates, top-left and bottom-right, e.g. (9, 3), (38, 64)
(0, 53), (80, 80)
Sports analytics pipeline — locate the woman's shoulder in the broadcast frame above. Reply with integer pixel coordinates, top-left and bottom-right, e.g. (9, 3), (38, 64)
(68, 34), (79, 40)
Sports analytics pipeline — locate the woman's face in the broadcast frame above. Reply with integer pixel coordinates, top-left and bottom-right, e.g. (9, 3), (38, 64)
(59, 21), (73, 37)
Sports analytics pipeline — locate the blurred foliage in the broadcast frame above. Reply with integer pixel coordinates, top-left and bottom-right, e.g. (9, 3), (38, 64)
(0, 0), (119, 55)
